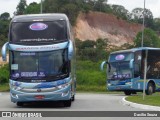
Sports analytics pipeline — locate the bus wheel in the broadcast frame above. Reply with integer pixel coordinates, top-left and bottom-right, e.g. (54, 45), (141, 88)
(145, 83), (154, 95)
(124, 91), (131, 95)
(71, 95), (75, 101)
(16, 102), (24, 107)
(64, 99), (71, 107)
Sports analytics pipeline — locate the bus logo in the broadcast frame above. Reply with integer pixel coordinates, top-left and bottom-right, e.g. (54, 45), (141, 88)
(29, 23), (48, 31)
(115, 54), (125, 60)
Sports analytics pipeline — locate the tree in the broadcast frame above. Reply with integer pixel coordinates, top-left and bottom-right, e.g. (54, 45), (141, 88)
(0, 12), (10, 20)
(96, 38), (108, 50)
(153, 18), (160, 32)
(24, 2), (40, 14)
(134, 28), (160, 47)
(80, 40), (96, 49)
(43, 0), (61, 13)
(131, 8), (154, 28)
(94, 0), (108, 12)
(0, 13), (10, 48)
(60, 3), (79, 25)
(111, 5), (129, 20)
(15, 0), (27, 15)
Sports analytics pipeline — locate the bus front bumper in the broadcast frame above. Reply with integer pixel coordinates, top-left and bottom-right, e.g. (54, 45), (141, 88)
(10, 85), (71, 103)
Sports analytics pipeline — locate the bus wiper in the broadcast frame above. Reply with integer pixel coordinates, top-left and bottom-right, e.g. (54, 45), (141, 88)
(57, 73), (68, 79)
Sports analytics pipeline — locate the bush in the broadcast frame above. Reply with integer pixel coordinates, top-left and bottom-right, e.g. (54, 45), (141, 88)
(0, 64), (9, 84)
(76, 60), (107, 91)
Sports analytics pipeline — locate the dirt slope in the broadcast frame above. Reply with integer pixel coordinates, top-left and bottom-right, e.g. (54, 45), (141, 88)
(74, 12), (142, 46)
(0, 55), (8, 66)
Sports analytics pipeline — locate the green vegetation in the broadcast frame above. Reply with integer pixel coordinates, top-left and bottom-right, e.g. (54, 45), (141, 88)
(76, 60), (106, 92)
(24, 2), (40, 14)
(0, 64), (9, 92)
(76, 38), (109, 61)
(131, 8), (154, 28)
(15, 0), (27, 15)
(0, 83), (9, 92)
(0, 12), (10, 47)
(0, 64), (9, 84)
(126, 94), (160, 106)
(134, 28), (160, 47)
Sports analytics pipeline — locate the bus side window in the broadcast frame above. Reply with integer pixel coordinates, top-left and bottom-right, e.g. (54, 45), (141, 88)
(134, 63), (140, 77)
(134, 51), (141, 78)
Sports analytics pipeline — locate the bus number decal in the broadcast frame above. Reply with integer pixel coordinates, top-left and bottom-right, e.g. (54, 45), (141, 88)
(113, 74), (130, 79)
(21, 72), (37, 77)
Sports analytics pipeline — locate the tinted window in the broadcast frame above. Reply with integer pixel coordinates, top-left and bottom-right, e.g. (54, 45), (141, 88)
(10, 20), (68, 45)
(109, 52), (133, 62)
(108, 62), (132, 80)
(10, 49), (69, 82)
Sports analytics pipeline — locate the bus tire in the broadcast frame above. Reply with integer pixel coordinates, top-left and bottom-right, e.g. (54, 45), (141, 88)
(16, 102), (24, 107)
(71, 95), (75, 101)
(64, 99), (71, 107)
(145, 83), (154, 95)
(124, 91), (132, 95)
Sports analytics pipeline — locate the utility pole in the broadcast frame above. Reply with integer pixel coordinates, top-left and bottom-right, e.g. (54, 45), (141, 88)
(141, 0), (145, 47)
(143, 50), (148, 100)
(40, 0), (43, 14)
(142, 0), (147, 101)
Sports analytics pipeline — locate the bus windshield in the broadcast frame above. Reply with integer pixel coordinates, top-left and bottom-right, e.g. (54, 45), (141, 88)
(108, 62), (132, 80)
(10, 49), (69, 82)
(10, 20), (68, 45)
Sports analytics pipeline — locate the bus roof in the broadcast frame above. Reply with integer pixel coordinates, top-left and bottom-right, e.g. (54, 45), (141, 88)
(11, 13), (69, 22)
(111, 47), (160, 54)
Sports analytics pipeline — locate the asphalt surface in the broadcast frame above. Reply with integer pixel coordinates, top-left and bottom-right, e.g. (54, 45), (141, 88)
(0, 92), (159, 120)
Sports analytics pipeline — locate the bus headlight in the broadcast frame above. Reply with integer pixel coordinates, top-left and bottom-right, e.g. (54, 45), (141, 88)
(57, 83), (69, 89)
(108, 83), (111, 86)
(125, 82), (132, 85)
(61, 91), (69, 97)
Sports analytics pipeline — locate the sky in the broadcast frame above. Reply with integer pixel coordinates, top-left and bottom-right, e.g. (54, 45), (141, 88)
(0, 0), (159, 18)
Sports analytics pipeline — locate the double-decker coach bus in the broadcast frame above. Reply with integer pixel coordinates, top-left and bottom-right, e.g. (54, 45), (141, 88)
(1, 14), (76, 107)
(101, 47), (160, 95)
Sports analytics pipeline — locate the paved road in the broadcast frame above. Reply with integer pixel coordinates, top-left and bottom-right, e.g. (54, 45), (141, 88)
(0, 92), (159, 120)
(0, 92), (139, 111)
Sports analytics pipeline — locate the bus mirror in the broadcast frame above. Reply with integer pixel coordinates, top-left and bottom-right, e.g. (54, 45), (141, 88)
(68, 40), (73, 60)
(1, 42), (9, 61)
(100, 61), (111, 72)
(129, 59), (134, 69)
(100, 61), (106, 71)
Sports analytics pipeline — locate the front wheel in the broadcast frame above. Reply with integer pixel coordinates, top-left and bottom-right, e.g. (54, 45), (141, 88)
(71, 95), (75, 101)
(16, 102), (24, 107)
(124, 91), (132, 95)
(145, 83), (154, 95)
(64, 99), (71, 107)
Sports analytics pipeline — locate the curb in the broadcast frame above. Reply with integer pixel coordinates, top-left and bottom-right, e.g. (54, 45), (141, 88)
(122, 97), (160, 111)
